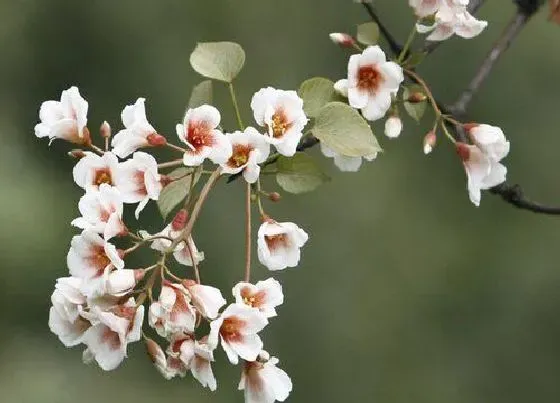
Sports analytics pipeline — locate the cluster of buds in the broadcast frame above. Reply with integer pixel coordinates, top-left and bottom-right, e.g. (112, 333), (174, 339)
(41, 84), (310, 402)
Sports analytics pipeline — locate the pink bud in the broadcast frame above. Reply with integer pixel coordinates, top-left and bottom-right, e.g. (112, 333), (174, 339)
(268, 192), (281, 202)
(423, 130), (436, 155)
(172, 209), (189, 231)
(329, 33), (355, 47)
(100, 121), (111, 138)
(147, 133), (167, 147)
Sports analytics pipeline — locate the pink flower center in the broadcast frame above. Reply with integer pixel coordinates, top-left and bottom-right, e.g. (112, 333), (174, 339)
(133, 170), (147, 196)
(220, 316), (245, 342)
(240, 287), (266, 308)
(94, 168), (113, 186)
(265, 233), (290, 251)
(101, 327), (121, 350)
(357, 65), (383, 93)
(228, 144), (253, 168)
(187, 122), (215, 152)
(87, 245), (111, 275)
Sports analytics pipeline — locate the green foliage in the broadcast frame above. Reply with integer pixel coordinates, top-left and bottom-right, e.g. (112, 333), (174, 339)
(275, 153), (329, 194)
(311, 102), (381, 157)
(188, 80), (213, 108)
(189, 42), (246, 82)
(298, 77), (343, 118)
(403, 84), (427, 122)
(356, 22), (379, 46)
(157, 167), (201, 219)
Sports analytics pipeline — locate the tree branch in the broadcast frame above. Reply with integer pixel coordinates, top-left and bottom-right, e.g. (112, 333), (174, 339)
(360, 1), (402, 56)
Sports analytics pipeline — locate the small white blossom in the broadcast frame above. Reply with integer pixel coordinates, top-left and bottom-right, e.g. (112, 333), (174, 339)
(183, 280), (226, 320)
(35, 86), (89, 144)
(176, 105), (232, 166)
(71, 184), (126, 240)
(466, 123), (510, 162)
(257, 219), (309, 271)
(112, 98), (166, 158)
(250, 87), (308, 157)
(239, 353), (293, 403)
(336, 46), (404, 121)
(148, 282), (196, 337)
(208, 303), (268, 365)
(221, 127), (271, 183)
(191, 338), (218, 391)
(384, 116), (403, 138)
(73, 152), (120, 190)
(140, 224), (205, 267)
(114, 151), (162, 218)
(232, 278), (284, 318)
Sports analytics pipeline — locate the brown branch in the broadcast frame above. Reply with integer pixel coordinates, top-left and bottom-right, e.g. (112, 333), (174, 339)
(359, 1), (402, 56)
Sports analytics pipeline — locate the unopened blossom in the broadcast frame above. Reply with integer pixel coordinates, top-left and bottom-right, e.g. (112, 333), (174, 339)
(71, 184), (126, 240)
(257, 219), (309, 271)
(465, 123), (510, 162)
(48, 277), (90, 347)
(334, 46), (403, 121)
(209, 303), (268, 365)
(329, 32), (355, 47)
(191, 338), (218, 391)
(250, 87), (308, 157)
(114, 151), (162, 218)
(415, 1), (487, 41)
(232, 278), (284, 318)
(456, 142), (507, 206)
(140, 224), (205, 267)
(148, 282), (196, 337)
(384, 116), (403, 138)
(82, 298), (144, 371)
(176, 105), (232, 166)
(112, 98), (166, 158)
(146, 338), (187, 380)
(73, 152), (120, 190)
(239, 352), (293, 403)
(221, 127), (271, 183)
(35, 86), (90, 145)
(106, 269), (143, 296)
(183, 280), (226, 319)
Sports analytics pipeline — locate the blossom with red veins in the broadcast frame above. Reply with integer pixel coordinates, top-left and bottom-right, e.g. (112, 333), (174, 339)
(239, 352), (292, 403)
(220, 127), (271, 183)
(48, 276), (91, 347)
(148, 282), (196, 337)
(191, 338), (217, 391)
(67, 230), (125, 297)
(257, 219), (309, 271)
(73, 152), (120, 190)
(34, 86), (90, 145)
(465, 123), (510, 163)
(111, 98), (166, 158)
(176, 105), (232, 166)
(456, 142), (507, 206)
(183, 280), (226, 319)
(335, 45), (404, 121)
(140, 224), (205, 267)
(232, 278), (284, 318)
(320, 142), (377, 172)
(250, 87), (308, 157)
(114, 151), (162, 218)
(208, 303), (268, 365)
(81, 298), (144, 371)
(71, 184), (126, 240)
(146, 337), (187, 380)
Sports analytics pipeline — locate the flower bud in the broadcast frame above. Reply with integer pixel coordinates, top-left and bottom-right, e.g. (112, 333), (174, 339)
(268, 192), (281, 202)
(406, 92), (427, 103)
(172, 209), (189, 231)
(329, 33), (355, 47)
(100, 121), (111, 138)
(455, 142), (471, 162)
(147, 133), (167, 147)
(423, 130), (436, 155)
(384, 116), (403, 138)
(68, 149), (86, 159)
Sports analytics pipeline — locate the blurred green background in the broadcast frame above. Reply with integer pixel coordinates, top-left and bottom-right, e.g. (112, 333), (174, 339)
(1, 1), (560, 402)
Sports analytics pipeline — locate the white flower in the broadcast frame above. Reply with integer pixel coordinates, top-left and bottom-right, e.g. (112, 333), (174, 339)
(320, 143), (377, 172)
(250, 87), (308, 157)
(232, 278), (284, 318)
(35, 86), (89, 144)
(73, 152), (120, 190)
(239, 353), (293, 403)
(112, 98), (166, 158)
(146, 338), (187, 380)
(337, 46), (403, 121)
(384, 116), (403, 138)
(114, 151), (162, 218)
(67, 231), (124, 297)
(48, 277), (90, 347)
(148, 282), (196, 337)
(257, 219), (309, 271)
(82, 298), (144, 371)
(106, 269), (142, 296)
(141, 224), (205, 267)
(183, 280), (226, 319)
(176, 105), (232, 166)
(465, 123), (510, 162)
(456, 142), (507, 206)
(220, 127), (271, 183)
(71, 184), (126, 240)
(409, 0), (442, 18)
(208, 303), (268, 365)
(191, 338), (217, 391)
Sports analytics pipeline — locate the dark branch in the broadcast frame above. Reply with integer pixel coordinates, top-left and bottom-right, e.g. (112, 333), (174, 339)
(490, 184), (560, 215)
(360, 1), (402, 56)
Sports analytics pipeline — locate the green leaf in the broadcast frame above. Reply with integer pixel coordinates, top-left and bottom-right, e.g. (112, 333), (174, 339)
(311, 102), (381, 157)
(188, 80), (213, 108)
(275, 153), (329, 194)
(157, 167), (201, 219)
(298, 77), (344, 118)
(403, 84), (427, 122)
(356, 22), (380, 46)
(189, 42), (245, 82)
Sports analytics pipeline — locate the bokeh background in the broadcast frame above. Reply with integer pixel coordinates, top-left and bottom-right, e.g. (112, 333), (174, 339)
(1, 1), (560, 402)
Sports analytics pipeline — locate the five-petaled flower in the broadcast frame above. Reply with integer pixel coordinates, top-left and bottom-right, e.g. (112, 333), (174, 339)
(220, 127), (271, 183)
(73, 152), (120, 190)
(257, 219), (309, 271)
(239, 351), (293, 403)
(149, 282), (197, 337)
(232, 278), (284, 318)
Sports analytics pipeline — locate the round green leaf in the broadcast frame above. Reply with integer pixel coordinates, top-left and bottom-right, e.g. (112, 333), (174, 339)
(356, 22), (380, 46)
(189, 42), (245, 82)
(311, 102), (381, 157)
(275, 153), (329, 194)
(298, 77), (343, 118)
(188, 80), (213, 108)
(157, 168), (201, 219)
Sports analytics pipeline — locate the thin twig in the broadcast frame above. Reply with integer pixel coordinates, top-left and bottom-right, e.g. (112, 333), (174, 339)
(489, 184), (560, 215)
(244, 182), (252, 282)
(186, 238), (201, 284)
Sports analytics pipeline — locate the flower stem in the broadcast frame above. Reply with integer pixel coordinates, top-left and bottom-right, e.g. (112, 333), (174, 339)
(256, 178), (266, 217)
(166, 143), (187, 153)
(244, 182), (252, 282)
(157, 159), (184, 169)
(397, 25), (416, 64)
(228, 81), (245, 130)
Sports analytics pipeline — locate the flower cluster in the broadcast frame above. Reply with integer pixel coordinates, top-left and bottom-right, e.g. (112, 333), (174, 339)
(410, 0), (488, 41)
(41, 85), (309, 402)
